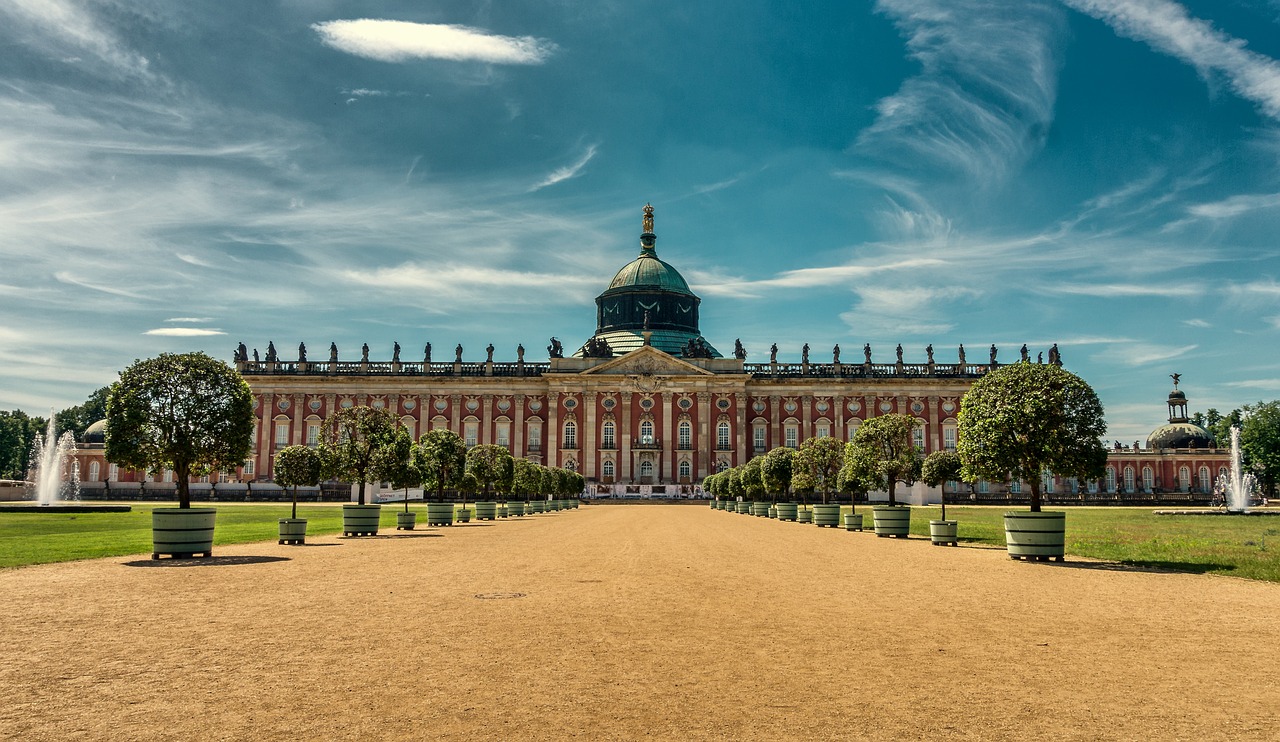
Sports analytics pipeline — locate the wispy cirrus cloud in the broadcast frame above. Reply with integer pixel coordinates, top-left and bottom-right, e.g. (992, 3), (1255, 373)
(144, 328), (226, 337)
(1062, 0), (1280, 120)
(1185, 192), (1280, 219)
(857, 0), (1066, 183)
(1045, 282), (1202, 298)
(529, 145), (598, 192)
(0, 0), (156, 82)
(313, 20), (556, 65)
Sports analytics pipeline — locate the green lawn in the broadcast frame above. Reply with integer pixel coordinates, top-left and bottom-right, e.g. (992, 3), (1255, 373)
(827, 504), (1280, 583)
(0, 502), (477, 569)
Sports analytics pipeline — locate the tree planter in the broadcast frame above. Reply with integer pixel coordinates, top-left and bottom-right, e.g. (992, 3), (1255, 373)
(768, 506), (777, 519)
(426, 502), (455, 526)
(735, 501), (750, 514)
(1004, 511), (1066, 561)
(872, 505), (911, 538)
(929, 519), (958, 546)
(751, 501), (770, 517)
(812, 503), (841, 527)
(843, 513), (864, 532)
(152, 508), (216, 559)
(775, 502), (798, 521)
(396, 511), (417, 531)
(458, 508), (473, 523)
(342, 503), (382, 537)
(508, 501), (526, 517)
(797, 508), (812, 524)
(499, 504), (509, 518)
(474, 502), (498, 520)
(529, 500), (545, 514)
(278, 517), (307, 545)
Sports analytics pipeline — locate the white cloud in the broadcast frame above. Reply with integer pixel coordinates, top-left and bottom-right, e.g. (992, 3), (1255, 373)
(1186, 192), (1280, 219)
(313, 20), (555, 65)
(1183, 318), (1211, 328)
(1045, 283), (1202, 298)
(858, 1), (1066, 183)
(144, 328), (226, 337)
(163, 317), (213, 323)
(1, 0), (155, 82)
(1225, 378), (1280, 390)
(1093, 342), (1198, 366)
(1062, 0), (1280, 120)
(529, 145), (598, 192)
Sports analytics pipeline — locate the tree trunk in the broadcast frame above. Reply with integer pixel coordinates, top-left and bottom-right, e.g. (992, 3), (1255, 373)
(176, 460), (191, 509)
(887, 477), (897, 506)
(292, 485), (298, 520)
(1029, 478), (1042, 513)
(357, 479), (366, 505)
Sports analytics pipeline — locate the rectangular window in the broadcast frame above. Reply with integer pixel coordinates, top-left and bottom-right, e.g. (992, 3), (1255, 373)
(1086, 479), (1098, 494)
(528, 424), (542, 451)
(943, 427), (956, 451)
(244, 459), (255, 476)
(464, 422), (478, 448)
(717, 423), (730, 450)
(497, 424), (510, 448)
(978, 479), (989, 494)
(307, 424), (320, 447)
(1010, 480), (1021, 494)
(753, 427), (766, 451)
(601, 424), (615, 450)
(785, 426), (798, 449)
(816, 425), (830, 438)
(275, 422), (289, 446)
(912, 427), (925, 451)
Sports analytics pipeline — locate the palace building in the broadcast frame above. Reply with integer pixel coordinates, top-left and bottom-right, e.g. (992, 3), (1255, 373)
(69, 204), (1228, 504)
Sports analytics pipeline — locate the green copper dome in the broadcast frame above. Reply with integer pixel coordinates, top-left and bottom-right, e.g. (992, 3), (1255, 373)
(606, 253), (693, 294)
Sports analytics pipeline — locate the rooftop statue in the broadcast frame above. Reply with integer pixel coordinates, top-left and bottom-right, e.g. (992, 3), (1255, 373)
(864, 343), (872, 363)
(361, 343), (369, 363)
(454, 344), (463, 362)
(802, 343), (810, 364)
(1020, 344), (1029, 362)
(330, 342), (338, 363)
(958, 344), (965, 363)
(990, 344), (998, 364)
(642, 202), (654, 233)
(548, 337), (563, 358)
(770, 343), (778, 363)
(298, 342), (307, 363)
(926, 344), (934, 364)
(392, 342), (400, 363)
(734, 338), (746, 360)
(1171, 372), (1181, 388)
(253, 349), (260, 363)
(236, 342), (247, 362)
(486, 344), (495, 363)
(423, 342), (431, 363)
(896, 344), (903, 363)
(517, 344), (525, 362)
(266, 341), (277, 363)
(832, 344), (840, 364)
(1049, 343), (1061, 366)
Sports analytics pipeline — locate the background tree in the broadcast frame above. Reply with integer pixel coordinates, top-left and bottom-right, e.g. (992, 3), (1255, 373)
(0, 410), (44, 481)
(741, 456), (766, 501)
(466, 444), (514, 502)
(921, 449), (965, 521)
(795, 437), (845, 504)
(413, 429), (466, 502)
(789, 464), (815, 504)
(836, 446), (880, 513)
(539, 465), (557, 501)
(273, 445), (324, 520)
(54, 386), (110, 441)
(383, 426), (420, 512)
(842, 414), (923, 506)
(1240, 401), (1280, 496)
(457, 471), (480, 507)
(761, 446), (795, 502)
(319, 405), (402, 505)
(724, 466), (744, 501)
(106, 352), (253, 509)
(701, 472), (719, 499)
(511, 458), (542, 501)
(958, 362), (1107, 512)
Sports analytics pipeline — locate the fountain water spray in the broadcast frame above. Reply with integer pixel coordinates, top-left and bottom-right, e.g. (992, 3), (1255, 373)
(28, 413), (79, 506)
(1213, 426), (1257, 513)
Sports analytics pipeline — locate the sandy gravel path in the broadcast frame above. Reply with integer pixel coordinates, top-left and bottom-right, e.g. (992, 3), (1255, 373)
(2, 505), (1279, 741)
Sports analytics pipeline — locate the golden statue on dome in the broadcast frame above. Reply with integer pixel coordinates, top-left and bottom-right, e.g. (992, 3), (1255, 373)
(642, 202), (654, 234)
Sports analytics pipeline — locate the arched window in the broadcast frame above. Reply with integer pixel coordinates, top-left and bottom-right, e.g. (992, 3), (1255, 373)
(602, 459), (615, 477)
(1010, 479), (1022, 494)
(978, 479), (990, 494)
(1178, 466), (1191, 492)
(847, 419), (861, 441)
(163, 469), (173, 483)
(1043, 471), (1054, 494)
(1199, 466), (1211, 493)
(1123, 466), (1135, 493)
(679, 421), (692, 450)
(640, 460), (654, 477)
(563, 420), (577, 449)
(274, 417), (290, 446)
(109, 464), (118, 482)
(785, 424), (798, 448)
(400, 417), (416, 440)
(639, 420), (654, 443)
(89, 461), (100, 481)
(602, 421), (615, 449)
(1142, 466), (1154, 492)
(679, 460), (692, 479)
(717, 421), (731, 450)
(1106, 467), (1117, 493)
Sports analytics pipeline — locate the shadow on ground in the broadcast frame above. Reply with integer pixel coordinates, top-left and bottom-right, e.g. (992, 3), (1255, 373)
(121, 555), (291, 568)
(1043, 559), (1236, 576)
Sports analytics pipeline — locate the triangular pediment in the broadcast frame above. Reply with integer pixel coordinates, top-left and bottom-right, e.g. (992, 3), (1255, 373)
(579, 345), (715, 376)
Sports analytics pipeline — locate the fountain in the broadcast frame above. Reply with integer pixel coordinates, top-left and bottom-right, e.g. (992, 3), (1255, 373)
(1216, 426), (1258, 513)
(29, 413), (79, 505)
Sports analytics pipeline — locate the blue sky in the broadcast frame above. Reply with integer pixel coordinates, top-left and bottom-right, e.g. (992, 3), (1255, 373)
(2, 0), (1280, 444)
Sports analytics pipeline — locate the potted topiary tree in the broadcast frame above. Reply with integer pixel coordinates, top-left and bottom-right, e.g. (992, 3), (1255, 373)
(106, 352), (253, 559)
(763, 447), (797, 521)
(466, 443), (513, 521)
(843, 414), (922, 538)
(382, 425), (420, 530)
(958, 362), (1107, 561)
(509, 458), (541, 516)
(725, 467), (748, 513)
(320, 406), (402, 536)
(790, 464), (815, 523)
(273, 445), (323, 544)
(836, 447), (879, 532)
(413, 429), (466, 526)
(796, 437), (845, 527)
(921, 450), (964, 546)
(741, 456), (769, 516)
(457, 472), (479, 522)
